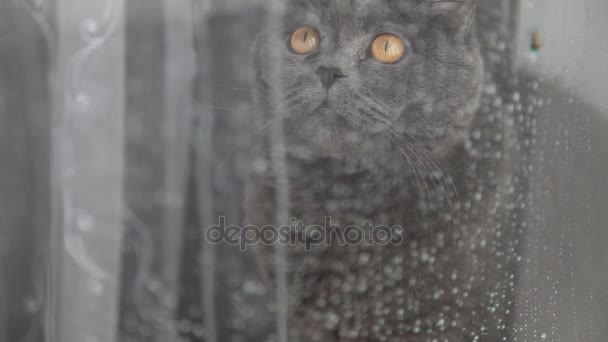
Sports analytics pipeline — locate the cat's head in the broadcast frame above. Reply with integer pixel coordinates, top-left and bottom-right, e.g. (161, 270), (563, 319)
(253, 0), (483, 164)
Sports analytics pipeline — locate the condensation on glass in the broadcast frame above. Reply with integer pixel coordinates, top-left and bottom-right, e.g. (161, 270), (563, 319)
(0, 0), (606, 341)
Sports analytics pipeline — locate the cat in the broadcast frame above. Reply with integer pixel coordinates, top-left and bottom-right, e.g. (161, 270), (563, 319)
(244, 0), (528, 341)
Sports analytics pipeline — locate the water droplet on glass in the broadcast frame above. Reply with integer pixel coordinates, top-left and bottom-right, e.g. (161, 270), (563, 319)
(82, 19), (99, 36)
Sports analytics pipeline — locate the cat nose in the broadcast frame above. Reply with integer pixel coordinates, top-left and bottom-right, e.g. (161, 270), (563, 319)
(316, 66), (346, 88)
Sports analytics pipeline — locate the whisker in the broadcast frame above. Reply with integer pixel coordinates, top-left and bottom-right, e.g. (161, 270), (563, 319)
(398, 134), (454, 209)
(404, 140), (454, 209)
(356, 83), (460, 214)
(399, 130), (461, 206)
(356, 83), (461, 210)
(387, 128), (459, 230)
(388, 135), (429, 205)
(216, 84), (253, 93)
(390, 131), (464, 250)
(222, 119), (273, 162)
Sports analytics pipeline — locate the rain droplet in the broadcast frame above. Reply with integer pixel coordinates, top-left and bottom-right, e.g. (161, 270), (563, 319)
(82, 19), (99, 36)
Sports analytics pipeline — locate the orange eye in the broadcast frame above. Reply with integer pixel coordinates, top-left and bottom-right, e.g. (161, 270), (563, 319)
(290, 26), (320, 55)
(371, 33), (406, 64)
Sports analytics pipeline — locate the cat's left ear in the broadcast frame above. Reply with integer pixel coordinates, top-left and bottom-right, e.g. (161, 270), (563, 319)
(424, 0), (478, 34)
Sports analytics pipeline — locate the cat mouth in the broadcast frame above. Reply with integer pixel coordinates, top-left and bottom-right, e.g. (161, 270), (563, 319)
(314, 98), (330, 111)
(310, 95), (332, 113)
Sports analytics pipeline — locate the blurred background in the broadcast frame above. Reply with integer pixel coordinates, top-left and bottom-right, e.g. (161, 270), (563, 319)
(0, 0), (606, 341)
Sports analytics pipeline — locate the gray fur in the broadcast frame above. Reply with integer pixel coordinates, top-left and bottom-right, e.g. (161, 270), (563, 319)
(246, 0), (525, 340)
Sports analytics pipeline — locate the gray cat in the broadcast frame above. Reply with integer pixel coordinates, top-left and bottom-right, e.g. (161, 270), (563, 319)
(245, 0), (527, 341)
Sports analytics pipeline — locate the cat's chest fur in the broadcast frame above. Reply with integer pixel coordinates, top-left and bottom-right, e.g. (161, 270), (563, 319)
(243, 96), (518, 340)
(284, 156), (420, 227)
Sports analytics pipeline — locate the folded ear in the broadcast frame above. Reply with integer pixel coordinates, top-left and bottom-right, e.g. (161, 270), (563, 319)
(425, 0), (478, 33)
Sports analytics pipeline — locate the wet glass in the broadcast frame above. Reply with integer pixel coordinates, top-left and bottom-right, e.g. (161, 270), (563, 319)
(0, 0), (606, 341)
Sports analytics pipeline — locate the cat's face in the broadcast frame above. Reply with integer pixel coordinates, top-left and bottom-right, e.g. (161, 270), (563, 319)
(253, 0), (483, 163)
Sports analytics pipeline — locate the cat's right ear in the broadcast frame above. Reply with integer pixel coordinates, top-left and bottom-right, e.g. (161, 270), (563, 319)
(419, 0), (478, 34)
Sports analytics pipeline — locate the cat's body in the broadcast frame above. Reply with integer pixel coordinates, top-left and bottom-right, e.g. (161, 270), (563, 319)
(245, 0), (526, 340)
